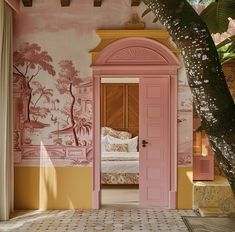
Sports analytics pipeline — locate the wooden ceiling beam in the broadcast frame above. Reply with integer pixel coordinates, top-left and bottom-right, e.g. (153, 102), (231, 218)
(94, 0), (102, 7)
(131, 0), (141, 6)
(61, 0), (70, 7)
(22, 0), (32, 7)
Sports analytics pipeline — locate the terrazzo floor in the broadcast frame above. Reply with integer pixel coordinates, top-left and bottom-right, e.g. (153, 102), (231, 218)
(0, 208), (196, 232)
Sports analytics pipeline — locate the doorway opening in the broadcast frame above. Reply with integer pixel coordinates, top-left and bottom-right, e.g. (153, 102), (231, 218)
(100, 77), (139, 208)
(91, 34), (180, 209)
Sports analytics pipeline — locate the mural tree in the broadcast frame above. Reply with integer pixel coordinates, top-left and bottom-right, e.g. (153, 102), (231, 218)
(142, 0), (235, 192)
(31, 81), (53, 122)
(60, 103), (72, 126)
(56, 60), (82, 146)
(74, 117), (92, 146)
(13, 43), (56, 123)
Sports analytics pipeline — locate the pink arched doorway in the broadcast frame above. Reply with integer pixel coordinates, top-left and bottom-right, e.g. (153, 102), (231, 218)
(91, 37), (180, 209)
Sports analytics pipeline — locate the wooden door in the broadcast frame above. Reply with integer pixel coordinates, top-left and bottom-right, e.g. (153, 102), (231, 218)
(139, 77), (170, 207)
(101, 83), (139, 136)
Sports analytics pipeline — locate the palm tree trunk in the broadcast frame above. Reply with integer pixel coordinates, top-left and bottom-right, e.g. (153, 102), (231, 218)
(69, 83), (79, 146)
(142, 0), (235, 192)
(26, 82), (32, 122)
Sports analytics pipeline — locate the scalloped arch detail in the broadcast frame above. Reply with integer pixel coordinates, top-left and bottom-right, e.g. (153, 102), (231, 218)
(107, 46), (168, 65)
(94, 37), (180, 66)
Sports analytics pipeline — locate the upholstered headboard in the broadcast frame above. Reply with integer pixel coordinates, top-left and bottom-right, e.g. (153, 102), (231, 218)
(101, 83), (139, 137)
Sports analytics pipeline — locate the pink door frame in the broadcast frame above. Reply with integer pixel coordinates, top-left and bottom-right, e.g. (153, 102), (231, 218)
(91, 37), (180, 209)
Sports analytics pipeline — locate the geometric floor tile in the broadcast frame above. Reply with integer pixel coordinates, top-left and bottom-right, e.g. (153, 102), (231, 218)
(0, 209), (196, 231)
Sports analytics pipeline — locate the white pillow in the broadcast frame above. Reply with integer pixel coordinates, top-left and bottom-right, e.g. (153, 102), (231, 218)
(106, 135), (138, 152)
(101, 135), (108, 152)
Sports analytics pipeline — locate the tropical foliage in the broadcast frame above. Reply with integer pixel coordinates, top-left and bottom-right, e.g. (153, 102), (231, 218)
(187, 0), (235, 33)
(200, 0), (235, 33)
(191, 0), (235, 64)
(74, 117), (92, 136)
(216, 36), (235, 64)
(212, 18), (235, 64)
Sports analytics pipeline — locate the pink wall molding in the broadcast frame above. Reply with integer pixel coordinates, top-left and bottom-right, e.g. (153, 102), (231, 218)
(91, 36), (180, 209)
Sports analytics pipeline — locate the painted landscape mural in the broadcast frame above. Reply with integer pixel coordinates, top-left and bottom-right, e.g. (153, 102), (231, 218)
(13, 42), (93, 167)
(13, 0), (194, 167)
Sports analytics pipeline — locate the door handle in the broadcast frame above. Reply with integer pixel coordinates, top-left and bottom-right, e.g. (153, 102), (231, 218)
(142, 140), (149, 147)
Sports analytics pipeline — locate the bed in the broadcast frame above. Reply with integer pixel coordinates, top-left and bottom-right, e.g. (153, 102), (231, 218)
(101, 151), (139, 184)
(100, 128), (139, 185)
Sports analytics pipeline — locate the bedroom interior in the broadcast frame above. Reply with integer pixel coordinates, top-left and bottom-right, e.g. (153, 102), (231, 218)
(100, 77), (139, 207)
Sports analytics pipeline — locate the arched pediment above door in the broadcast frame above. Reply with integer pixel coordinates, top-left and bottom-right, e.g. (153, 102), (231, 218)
(90, 29), (180, 67)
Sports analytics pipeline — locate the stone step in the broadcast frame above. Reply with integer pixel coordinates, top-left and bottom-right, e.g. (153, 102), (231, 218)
(199, 207), (224, 217)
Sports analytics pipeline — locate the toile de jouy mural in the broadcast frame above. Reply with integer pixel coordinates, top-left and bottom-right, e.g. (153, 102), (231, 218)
(13, 0), (194, 167)
(13, 42), (93, 167)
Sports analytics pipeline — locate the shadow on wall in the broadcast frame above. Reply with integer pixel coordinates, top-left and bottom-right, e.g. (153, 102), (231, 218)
(14, 141), (93, 210)
(39, 141), (58, 209)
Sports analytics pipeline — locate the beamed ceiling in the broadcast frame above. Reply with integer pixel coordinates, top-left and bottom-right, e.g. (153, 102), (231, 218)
(22, 0), (141, 7)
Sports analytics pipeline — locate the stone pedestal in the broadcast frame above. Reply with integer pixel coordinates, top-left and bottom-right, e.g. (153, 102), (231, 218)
(193, 176), (235, 215)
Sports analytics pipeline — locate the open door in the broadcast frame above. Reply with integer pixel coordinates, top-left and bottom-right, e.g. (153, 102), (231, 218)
(92, 36), (179, 209)
(139, 77), (170, 207)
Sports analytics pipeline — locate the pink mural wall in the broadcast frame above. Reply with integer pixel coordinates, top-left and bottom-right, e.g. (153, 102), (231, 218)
(178, 65), (193, 166)
(13, 0), (193, 167)
(13, 43), (93, 167)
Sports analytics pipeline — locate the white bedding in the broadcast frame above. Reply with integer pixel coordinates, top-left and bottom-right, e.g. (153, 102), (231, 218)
(101, 152), (139, 174)
(101, 152), (139, 160)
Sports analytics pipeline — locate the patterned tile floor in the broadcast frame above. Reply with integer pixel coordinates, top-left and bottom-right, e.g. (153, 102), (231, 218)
(0, 208), (196, 232)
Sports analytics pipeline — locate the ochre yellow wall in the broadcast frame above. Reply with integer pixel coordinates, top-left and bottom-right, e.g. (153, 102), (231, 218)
(14, 167), (92, 209)
(15, 166), (193, 209)
(177, 167), (193, 209)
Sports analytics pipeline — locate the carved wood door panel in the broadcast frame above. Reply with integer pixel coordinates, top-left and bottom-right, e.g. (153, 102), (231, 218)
(101, 83), (139, 136)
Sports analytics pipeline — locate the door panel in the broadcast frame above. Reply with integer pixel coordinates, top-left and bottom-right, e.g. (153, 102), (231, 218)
(101, 83), (139, 137)
(139, 77), (170, 207)
(101, 84), (126, 129)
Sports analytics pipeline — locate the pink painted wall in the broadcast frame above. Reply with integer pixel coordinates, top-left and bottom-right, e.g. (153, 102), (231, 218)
(178, 66), (193, 166)
(13, 0), (193, 167)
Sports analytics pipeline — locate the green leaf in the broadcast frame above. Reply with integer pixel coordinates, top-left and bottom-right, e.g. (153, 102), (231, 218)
(216, 35), (235, 63)
(228, 40), (235, 52)
(221, 53), (235, 64)
(217, 44), (230, 53)
(216, 35), (235, 49)
(142, 8), (151, 18)
(200, 0), (235, 33)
